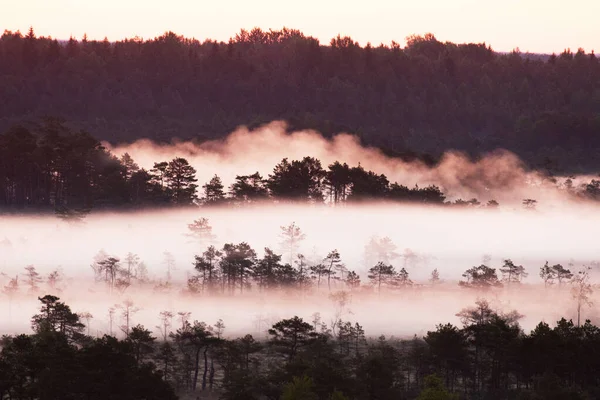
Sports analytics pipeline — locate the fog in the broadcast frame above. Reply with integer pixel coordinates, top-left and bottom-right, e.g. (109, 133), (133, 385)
(105, 121), (586, 206)
(1, 123), (598, 340)
(1, 204), (599, 339)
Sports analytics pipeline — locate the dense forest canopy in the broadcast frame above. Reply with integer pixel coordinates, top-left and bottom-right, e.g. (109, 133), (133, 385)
(1, 28), (600, 172)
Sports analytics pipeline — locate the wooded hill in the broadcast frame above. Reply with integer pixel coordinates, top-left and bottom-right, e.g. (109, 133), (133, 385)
(1, 28), (600, 173)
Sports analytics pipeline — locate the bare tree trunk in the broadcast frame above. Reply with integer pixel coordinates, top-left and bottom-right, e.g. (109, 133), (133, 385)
(240, 270), (244, 294)
(209, 358), (215, 390)
(202, 346), (209, 390)
(192, 348), (201, 391)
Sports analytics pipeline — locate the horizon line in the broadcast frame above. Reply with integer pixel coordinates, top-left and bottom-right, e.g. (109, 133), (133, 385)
(3, 26), (589, 56)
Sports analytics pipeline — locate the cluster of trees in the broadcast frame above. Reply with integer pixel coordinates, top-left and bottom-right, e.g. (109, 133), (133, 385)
(0, 295), (178, 400)
(78, 223), (432, 296)
(73, 221), (594, 325)
(3, 295), (600, 400)
(1, 223), (597, 399)
(458, 261), (595, 327)
(4, 222), (594, 324)
(3, 117), (600, 214)
(4, 118), (600, 214)
(0, 118), (449, 212)
(2, 28), (600, 171)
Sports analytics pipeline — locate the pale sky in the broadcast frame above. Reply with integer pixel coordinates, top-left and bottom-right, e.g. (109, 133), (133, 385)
(2, 0), (599, 53)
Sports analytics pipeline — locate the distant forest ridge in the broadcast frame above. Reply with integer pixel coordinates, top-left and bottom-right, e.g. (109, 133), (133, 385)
(50, 35), (556, 59)
(1, 27), (600, 172)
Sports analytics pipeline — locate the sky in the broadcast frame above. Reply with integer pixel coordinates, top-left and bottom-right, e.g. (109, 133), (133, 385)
(2, 0), (599, 53)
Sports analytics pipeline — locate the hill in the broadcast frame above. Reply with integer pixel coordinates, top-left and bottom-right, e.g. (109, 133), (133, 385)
(1, 28), (599, 172)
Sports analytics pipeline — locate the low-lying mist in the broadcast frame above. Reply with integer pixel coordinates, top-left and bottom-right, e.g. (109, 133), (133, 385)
(105, 121), (586, 206)
(1, 203), (599, 339)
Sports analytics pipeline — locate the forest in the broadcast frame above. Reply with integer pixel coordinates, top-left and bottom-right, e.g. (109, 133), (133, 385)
(0, 178), (600, 400)
(3, 23), (600, 400)
(0, 118), (445, 212)
(1, 215), (599, 399)
(2, 299), (600, 400)
(0, 238), (598, 400)
(1, 117), (600, 214)
(1, 28), (600, 172)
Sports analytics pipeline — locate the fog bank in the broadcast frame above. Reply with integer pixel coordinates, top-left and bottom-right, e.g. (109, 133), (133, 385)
(105, 121), (584, 206)
(1, 203), (599, 338)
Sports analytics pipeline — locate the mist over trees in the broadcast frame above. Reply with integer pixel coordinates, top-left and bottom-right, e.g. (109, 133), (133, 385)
(3, 24), (600, 400)
(1, 215), (599, 399)
(3, 217), (596, 325)
(3, 117), (600, 214)
(2, 292), (600, 399)
(1, 28), (600, 172)
(0, 119), (449, 212)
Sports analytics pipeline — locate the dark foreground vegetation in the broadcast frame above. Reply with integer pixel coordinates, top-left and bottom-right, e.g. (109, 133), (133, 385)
(1, 28), (600, 172)
(2, 295), (600, 400)
(2, 118), (600, 214)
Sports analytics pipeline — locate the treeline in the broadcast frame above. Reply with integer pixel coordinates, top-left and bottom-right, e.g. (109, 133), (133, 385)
(2, 295), (600, 400)
(2, 118), (600, 213)
(2, 224), (596, 398)
(2, 28), (600, 171)
(6, 222), (593, 332)
(0, 118), (449, 212)
(106, 222), (594, 328)
(3, 221), (595, 300)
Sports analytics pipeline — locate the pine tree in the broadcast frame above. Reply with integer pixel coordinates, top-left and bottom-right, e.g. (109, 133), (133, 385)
(459, 265), (502, 289)
(280, 222), (306, 265)
(187, 218), (215, 246)
(429, 269), (441, 285)
(294, 254), (312, 292)
(395, 267), (413, 288)
(32, 295), (85, 340)
(552, 263), (573, 287)
(364, 236), (399, 267)
(120, 153), (139, 180)
(229, 172), (268, 203)
(202, 175), (226, 205)
(124, 252), (140, 284)
(368, 262), (396, 293)
(157, 310), (174, 341)
(118, 299), (140, 337)
(323, 250), (344, 291)
(47, 269), (64, 293)
(164, 157), (198, 205)
(346, 271), (361, 290)
(571, 266), (593, 327)
(23, 265), (43, 293)
(540, 261), (556, 287)
(499, 259), (528, 286)
(77, 311), (93, 335)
